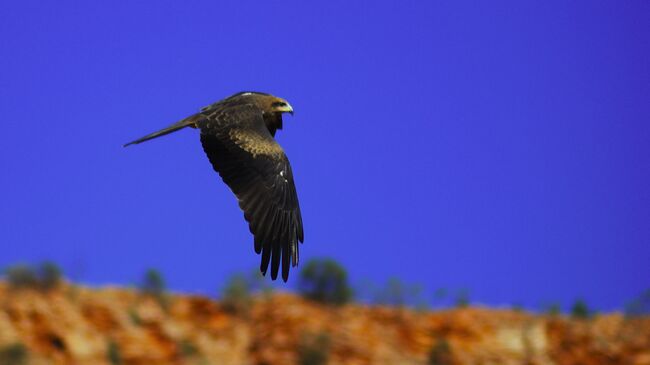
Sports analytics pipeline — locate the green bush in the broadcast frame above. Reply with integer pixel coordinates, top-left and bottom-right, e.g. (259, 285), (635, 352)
(625, 289), (650, 318)
(298, 332), (330, 365)
(0, 343), (28, 365)
(428, 338), (452, 365)
(454, 289), (470, 308)
(38, 261), (62, 289)
(4, 265), (38, 289)
(140, 268), (165, 296)
(138, 268), (169, 311)
(107, 340), (122, 365)
(3, 262), (63, 290)
(298, 258), (352, 306)
(570, 299), (591, 319)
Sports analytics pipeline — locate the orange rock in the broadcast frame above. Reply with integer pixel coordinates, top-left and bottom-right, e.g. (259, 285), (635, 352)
(0, 282), (648, 365)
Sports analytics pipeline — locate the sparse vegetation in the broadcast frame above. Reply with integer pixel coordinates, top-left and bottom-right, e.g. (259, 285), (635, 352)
(4, 264), (38, 289)
(140, 268), (165, 296)
(4, 262), (63, 290)
(0, 343), (28, 365)
(221, 273), (253, 315)
(0, 263), (649, 365)
(545, 303), (562, 316)
(571, 299), (591, 319)
(625, 289), (650, 318)
(373, 277), (425, 308)
(38, 261), (62, 289)
(454, 289), (470, 308)
(107, 340), (122, 365)
(297, 332), (330, 365)
(221, 269), (272, 315)
(298, 258), (352, 306)
(433, 288), (448, 301)
(139, 268), (169, 310)
(428, 338), (452, 365)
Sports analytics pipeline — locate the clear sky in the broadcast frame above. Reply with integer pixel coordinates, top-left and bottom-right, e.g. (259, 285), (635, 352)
(0, 1), (648, 311)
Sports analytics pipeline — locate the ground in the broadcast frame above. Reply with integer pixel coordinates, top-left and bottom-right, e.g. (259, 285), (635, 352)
(0, 282), (648, 365)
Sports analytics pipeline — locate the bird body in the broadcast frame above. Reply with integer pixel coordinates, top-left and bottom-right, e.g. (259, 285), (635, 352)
(125, 92), (303, 281)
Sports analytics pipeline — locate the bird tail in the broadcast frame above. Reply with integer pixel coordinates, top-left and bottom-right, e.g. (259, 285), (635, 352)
(123, 114), (203, 147)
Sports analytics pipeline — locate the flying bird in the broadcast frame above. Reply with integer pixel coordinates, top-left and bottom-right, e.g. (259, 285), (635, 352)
(124, 92), (304, 282)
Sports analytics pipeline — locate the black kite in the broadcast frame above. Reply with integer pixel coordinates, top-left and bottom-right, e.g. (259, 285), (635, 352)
(124, 92), (303, 281)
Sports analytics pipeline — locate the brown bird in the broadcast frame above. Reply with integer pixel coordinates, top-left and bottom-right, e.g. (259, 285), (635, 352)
(124, 92), (304, 281)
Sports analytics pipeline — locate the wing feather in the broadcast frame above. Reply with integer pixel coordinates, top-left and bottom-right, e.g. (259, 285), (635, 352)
(199, 104), (303, 281)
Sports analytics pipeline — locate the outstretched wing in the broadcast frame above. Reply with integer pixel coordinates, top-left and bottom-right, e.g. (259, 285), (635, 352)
(200, 104), (303, 281)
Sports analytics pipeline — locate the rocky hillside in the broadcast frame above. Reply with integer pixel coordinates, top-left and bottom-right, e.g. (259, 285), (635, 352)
(0, 282), (648, 365)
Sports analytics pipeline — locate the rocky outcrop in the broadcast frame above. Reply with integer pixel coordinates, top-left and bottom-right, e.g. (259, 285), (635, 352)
(0, 282), (648, 365)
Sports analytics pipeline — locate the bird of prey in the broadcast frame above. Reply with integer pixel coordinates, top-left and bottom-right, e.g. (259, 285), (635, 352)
(124, 92), (304, 281)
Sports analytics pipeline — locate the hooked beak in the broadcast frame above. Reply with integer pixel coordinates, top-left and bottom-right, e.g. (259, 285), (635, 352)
(280, 103), (294, 116)
(274, 98), (294, 115)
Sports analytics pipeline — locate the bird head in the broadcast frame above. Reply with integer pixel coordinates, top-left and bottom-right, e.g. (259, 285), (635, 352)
(270, 97), (294, 116)
(233, 92), (294, 116)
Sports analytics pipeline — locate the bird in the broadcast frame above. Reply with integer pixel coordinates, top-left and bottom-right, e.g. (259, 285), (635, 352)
(124, 92), (304, 282)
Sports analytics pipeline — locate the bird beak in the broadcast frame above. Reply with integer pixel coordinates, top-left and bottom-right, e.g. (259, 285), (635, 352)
(275, 99), (293, 115)
(282, 103), (294, 116)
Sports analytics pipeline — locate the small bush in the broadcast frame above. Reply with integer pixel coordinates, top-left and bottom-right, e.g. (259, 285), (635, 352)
(570, 299), (591, 319)
(0, 343), (28, 365)
(107, 340), (122, 365)
(298, 332), (330, 365)
(544, 303), (561, 316)
(433, 288), (448, 300)
(3, 262), (63, 290)
(298, 258), (352, 306)
(140, 268), (165, 296)
(625, 289), (650, 318)
(221, 273), (253, 315)
(373, 277), (425, 308)
(38, 261), (62, 289)
(428, 338), (452, 365)
(140, 269), (165, 296)
(454, 289), (470, 308)
(139, 268), (169, 311)
(4, 265), (38, 289)
(221, 269), (272, 315)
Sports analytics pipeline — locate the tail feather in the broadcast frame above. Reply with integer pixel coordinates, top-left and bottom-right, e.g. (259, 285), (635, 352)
(123, 114), (203, 147)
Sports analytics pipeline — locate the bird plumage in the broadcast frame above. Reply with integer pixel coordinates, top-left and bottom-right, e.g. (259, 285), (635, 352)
(124, 92), (303, 281)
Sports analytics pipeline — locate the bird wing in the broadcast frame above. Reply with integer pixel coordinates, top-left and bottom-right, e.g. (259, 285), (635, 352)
(200, 104), (303, 282)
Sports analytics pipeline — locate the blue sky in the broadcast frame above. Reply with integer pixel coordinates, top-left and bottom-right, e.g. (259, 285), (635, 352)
(0, 1), (648, 311)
